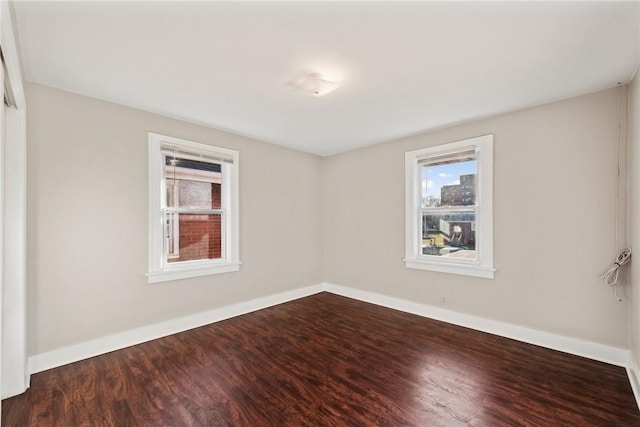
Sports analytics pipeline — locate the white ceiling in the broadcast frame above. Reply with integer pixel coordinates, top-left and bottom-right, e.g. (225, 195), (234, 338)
(13, 1), (640, 156)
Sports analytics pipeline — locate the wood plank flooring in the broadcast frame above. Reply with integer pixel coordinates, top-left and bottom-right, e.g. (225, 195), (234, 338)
(3, 292), (640, 426)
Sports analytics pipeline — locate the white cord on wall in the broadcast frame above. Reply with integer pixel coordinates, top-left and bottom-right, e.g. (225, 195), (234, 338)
(601, 248), (631, 301)
(600, 83), (631, 301)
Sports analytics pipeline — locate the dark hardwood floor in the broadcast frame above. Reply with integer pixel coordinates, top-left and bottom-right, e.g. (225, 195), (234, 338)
(3, 292), (640, 426)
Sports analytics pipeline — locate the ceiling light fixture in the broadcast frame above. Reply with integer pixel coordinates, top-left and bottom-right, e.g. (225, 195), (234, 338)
(292, 72), (340, 97)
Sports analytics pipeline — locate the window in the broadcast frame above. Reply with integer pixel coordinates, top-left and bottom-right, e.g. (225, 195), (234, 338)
(147, 133), (240, 283)
(405, 134), (494, 278)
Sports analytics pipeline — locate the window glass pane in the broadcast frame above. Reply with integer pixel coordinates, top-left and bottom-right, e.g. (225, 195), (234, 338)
(165, 156), (222, 209)
(166, 179), (222, 209)
(421, 211), (476, 259)
(421, 159), (477, 207)
(166, 213), (223, 263)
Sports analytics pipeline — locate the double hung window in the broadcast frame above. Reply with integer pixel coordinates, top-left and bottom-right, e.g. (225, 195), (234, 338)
(405, 134), (494, 278)
(147, 133), (240, 283)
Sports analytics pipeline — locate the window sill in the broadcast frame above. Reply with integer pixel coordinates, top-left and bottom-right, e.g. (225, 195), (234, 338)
(404, 258), (494, 279)
(147, 261), (241, 284)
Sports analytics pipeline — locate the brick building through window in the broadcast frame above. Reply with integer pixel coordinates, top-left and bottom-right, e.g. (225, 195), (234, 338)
(441, 174), (476, 206)
(165, 156), (223, 263)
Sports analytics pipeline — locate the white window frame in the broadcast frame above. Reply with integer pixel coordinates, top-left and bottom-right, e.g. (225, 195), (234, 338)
(404, 134), (494, 278)
(147, 133), (240, 283)
(165, 182), (180, 259)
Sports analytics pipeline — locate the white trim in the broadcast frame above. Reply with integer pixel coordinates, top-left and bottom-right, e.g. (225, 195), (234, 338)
(1, 0), (29, 399)
(627, 356), (640, 411)
(323, 283), (630, 367)
(28, 283), (633, 376)
(404, 260), (495, 278)
(28, 284), (325, 374)
(146, 262), (241, 283)
(405, 134), (494, 278)
(1, 2), (25, 111)
(0, 21), (5, 411)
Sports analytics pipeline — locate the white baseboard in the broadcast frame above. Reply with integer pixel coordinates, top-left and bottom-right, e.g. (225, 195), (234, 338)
(27, 282), (631, 379)
(324, 283), (630, 367)
(627, 356), (640, 411)
(28, 284), (324, 374)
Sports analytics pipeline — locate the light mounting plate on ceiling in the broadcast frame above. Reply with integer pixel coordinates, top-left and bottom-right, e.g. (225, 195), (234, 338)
(292, 72), (340, 97)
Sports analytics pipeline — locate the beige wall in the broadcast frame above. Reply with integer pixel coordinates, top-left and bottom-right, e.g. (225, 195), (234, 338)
(324, 88), (629, 348)
(26, 83), (324, 355)
(629, 75), (640, 366)
(28, 82), (631, 357)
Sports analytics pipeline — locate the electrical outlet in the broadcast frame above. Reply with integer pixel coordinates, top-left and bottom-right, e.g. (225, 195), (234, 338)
(440, 296), (447, 305)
